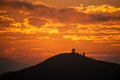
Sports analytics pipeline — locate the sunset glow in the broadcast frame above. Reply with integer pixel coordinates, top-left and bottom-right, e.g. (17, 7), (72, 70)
(0, 0), (120, 74)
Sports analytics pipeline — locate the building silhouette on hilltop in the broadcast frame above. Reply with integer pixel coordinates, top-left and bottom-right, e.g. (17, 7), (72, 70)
(71, 48), (85, 57)
(71, 48), (76, 54)
(83, 52), (85, 57)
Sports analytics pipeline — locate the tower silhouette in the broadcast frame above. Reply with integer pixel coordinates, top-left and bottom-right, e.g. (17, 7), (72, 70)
(71, 48), (75, 54)
(83, 52), (85, 57)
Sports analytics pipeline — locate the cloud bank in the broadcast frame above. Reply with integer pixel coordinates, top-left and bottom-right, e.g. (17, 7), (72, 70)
(0, 0), (120, 42)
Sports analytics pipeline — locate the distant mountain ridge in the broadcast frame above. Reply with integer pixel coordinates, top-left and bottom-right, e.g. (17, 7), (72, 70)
(0, 53), (120, 80)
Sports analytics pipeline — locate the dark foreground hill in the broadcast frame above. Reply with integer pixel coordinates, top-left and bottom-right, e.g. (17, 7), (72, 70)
(0, 53), (120, 80)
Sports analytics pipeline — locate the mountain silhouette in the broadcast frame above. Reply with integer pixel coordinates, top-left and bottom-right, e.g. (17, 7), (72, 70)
(0, 52), (120, 80)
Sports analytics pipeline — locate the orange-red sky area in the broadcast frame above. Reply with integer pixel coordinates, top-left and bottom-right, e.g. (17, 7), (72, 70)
(0, 0), (120, 74)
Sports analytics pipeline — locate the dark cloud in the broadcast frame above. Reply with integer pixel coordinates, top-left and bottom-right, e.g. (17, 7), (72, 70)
(41, 0), (120, 7)
(28, 17), (48, 27)
(0, 0), (38, 9)
(91, 13), (120, 22)
(30, 6), (120, 24)
(0, 0), (120, 25)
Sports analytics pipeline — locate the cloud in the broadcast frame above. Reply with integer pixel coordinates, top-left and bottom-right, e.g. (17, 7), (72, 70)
(63, 34), (120, 41)
(111, 44), (120, 46)
(0, 16), (15, 27)
(0, 0), (120, 42)
(28, 17), (48, 27)
(0, 0), (38, 9)
(1, 1), (120, 24)
(0, 17), (59, 34)
(40, 0), (120, 8)
(1, 1), (120, 23)
(0, 36), (51, 41)
(22, 18), (59, 34)
(30, 48), (42, 51)
(29, 4), (120, 24)
(72, 5), (120, 13)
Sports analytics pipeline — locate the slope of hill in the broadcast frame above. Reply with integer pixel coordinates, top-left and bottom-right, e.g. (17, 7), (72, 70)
(0, 53), (120, 80)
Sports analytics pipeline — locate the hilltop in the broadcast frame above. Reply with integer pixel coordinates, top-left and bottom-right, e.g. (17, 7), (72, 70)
(0, 51), (120, 80)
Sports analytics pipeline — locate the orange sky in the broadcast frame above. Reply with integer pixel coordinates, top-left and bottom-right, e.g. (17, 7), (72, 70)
(0, 0), (120, 74)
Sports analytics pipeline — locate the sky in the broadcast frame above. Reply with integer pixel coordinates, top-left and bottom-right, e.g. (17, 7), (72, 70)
(0, 0), (120, 74)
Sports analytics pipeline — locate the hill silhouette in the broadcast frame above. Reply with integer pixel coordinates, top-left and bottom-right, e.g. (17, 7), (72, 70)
(0, 52), (120, 80)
